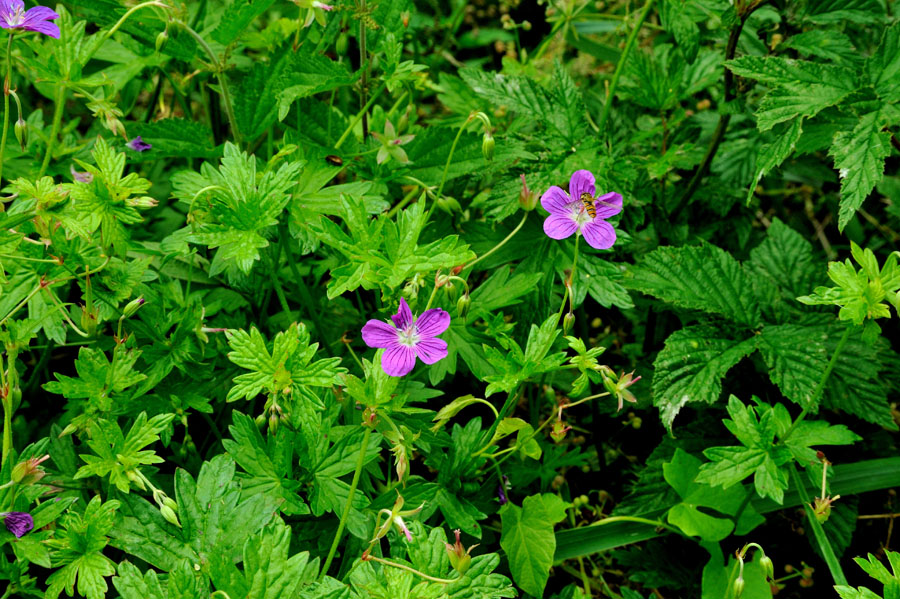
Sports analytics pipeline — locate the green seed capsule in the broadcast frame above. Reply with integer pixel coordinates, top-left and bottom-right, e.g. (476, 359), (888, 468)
(160, 504), (181, 527)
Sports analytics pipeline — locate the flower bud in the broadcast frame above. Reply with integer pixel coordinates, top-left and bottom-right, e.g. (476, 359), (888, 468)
(436, 195), (461, 214)
(760, 555), (774, 580)
(162, 496), (178, 513)
(518, 174), (538, 211)
(562, 312), (575, 335)
(122, 297), (145, 318)
(11, 455), (50, 485)
(732, 577), (744, 597)
(268, 413), (279, 435)
(81, 305), (99, 337)
(160, 504), (181, 527)
(155, 29), (169, 53)
(550, 419), (570, 443)
(335, 31), (348, 55)
(255, 413), (267, 428)
(481, 130), (495, 161)
(126, 196), (159, 208)
(456, 293), (470, 319)
(14, 118), (26, 150)
(445, 529), (475, 574)
(401, 10), (410, 27)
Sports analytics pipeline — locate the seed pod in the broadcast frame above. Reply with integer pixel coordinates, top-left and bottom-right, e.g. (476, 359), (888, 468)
(481, 131), (495, 161)
(268, 413), (279, 435)
(732, 577), (744, 598)
(162, 496), (179, 513)
(335, 31), (348, 55)
(160, 504), (181, 527)
(456, 293), (470, 319)
(155, 29), (169, 53)
(562, 312), (575, 335)
(14, 119), (26, 150)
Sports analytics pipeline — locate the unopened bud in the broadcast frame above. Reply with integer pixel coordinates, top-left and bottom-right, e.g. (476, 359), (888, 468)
(456, 293), (470, 319)
(122, 297), (145, 318)
(162, 496), (178, 513)
(550, 419), (570, 443)
(562, 312), (575, 335)
(81, 305), (98, 337)
(268, 413), (279, 435)
(518, 174), (538, 211)
(11, 455), (50, 485)
(436, 195), (461, 214)
(760, 555), (774, 580)
(732, 577), (745, 598)
(126, 196), (159, 208)
(401, 10), (410, 27)
(255, 413), (267, 428)
(14, 119), (26, 150)
(160, 504), (181, 527)
(155, 29), (169, 53)
(335, 31), (348, 55)
(481, 131), (495, 161)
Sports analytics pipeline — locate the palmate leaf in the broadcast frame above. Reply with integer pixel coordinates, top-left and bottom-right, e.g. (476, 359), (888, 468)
(625, 243), (762, 328)
(651, 326), (758, 431)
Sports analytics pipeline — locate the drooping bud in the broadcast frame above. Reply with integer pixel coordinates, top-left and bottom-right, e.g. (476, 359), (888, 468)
(122, 297), (145, 318)
(335, 31), (348, 55)
(155, 29), (169, 53)
(760, 555), (774, 580)
(268, 413), (279, 435)
(14, 119), (26, 150)
(160, 504), (181, 527)
(456, 293), (470, 319)
(732, 577), (745, 598)
(481, 130), (495, 161)
(518, 174), (539, 211)
(562, 311), (575, 335)
(255, 413), (267, 428)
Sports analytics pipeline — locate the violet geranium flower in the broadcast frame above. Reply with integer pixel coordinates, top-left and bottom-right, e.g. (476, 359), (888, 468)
(126, 136), (152, 152)
(0, 0), (59, 38)
(361, 298), (450, 377)
(1, 511), (34, 538)
(541, 169), (623, 250)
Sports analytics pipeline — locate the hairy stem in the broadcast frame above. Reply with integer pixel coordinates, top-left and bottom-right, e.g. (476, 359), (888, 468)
(39, 85), (65, 178)
(596, 0), (656, 134)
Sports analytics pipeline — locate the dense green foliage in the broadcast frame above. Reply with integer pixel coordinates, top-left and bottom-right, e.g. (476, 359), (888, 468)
(1, 0), (900, 597)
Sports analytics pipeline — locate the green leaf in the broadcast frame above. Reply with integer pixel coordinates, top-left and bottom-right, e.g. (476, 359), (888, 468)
(126, 119), (219, 160)
(275, 50), (356, 122)
(651, 326), (758, 431)
(830, 109), (892, 230)
(868, 23), (900, 101)
(782, 30), (859, 64)
(500, 495), (563, 597)
(746, 119), (803, 204)
(212, 0), (277, 45)
(659, 0), (699, 62)
(803, 0), (885, 24)
(626, 244), (762, 328)
(747, 218), (820, 301)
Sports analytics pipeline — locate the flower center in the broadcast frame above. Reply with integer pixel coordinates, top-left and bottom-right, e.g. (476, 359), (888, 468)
(5, 6), (25, 26)
(396, 325), (420, 347)
(569, 202), (593, 227)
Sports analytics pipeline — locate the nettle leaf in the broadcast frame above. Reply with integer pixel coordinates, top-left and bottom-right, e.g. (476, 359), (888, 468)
(652, 325), (758, 431)
(460, 62), (586, 145)
(802, 0), (885, 25)
(782, 30), (860, 64)
(275, 48), (356, 122)
(746, 119), (803, 205)
(212, 0), (276, 45)
(171, 143), (302, 278)
(659, 0), (700, 62)
(747, 218), (820, 303)
(75, 412), (175, 492)
(626, 244), (762, 328)
(225, 322), (344, 403)
(127, 119), (219, 161)
(830, 108), (893, 231)
(500, 494), (568, 597)
(46, 496), (120, 599)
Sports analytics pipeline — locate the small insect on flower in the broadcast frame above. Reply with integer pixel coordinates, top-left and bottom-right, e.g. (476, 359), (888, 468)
(361, 298), (450, 377)
(541, 170), (623, 250)
(0, 0), (60, 38)
(580, 192), (596, 218)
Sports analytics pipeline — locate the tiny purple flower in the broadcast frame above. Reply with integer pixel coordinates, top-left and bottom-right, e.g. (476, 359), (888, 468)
(126, 136), (152, 152)
(497, 475), (509, 505)
(541, 169), (623, 250)
(0, 0), (59, 38)
(1, 511), (34, 538)
(361, 297), (450, 377)
(70, 164), (93, 183)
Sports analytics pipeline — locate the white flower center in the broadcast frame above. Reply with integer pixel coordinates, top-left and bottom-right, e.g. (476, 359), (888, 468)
(396, 325), (420, 347)
(569, 202), (593, 228)
(5, 6), (25, 26)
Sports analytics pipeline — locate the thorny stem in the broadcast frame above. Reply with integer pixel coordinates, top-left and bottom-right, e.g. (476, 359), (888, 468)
(179, 23), (241, 143)
(780, 325), (853, 444)
(464, 212), (529, 273)
(1, 34), (12, 188)
(672, 3), (767, 216)
(789, 465), (847, 585)
(321, 425), (373, 578)
(596, 0), (656, 134)
(362, 554), (457, 584)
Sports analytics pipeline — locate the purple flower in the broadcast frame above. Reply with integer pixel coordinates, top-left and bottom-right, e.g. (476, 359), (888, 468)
(361, 298), (450, 377)
(541, 169), (623, 250)
(0, 0), (59, 38)
(126, 136), (152, 152)
(70, 164), (93, 183)
(1, 511), (34, 538)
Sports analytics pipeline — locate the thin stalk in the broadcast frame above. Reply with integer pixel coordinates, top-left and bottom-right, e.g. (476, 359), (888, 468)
(789, 466), (847, 585)
(596, 0), (656, 134)
(464, 212), (528, 272)
(359, 0), (369, 137)
(780, 325), (853, 444)
(0, 34), (12, 187)
(264, 251), (292, 316)
(589, 515), (690, 539)
(364, 555), (457, 584)
(1, 370), (11, 467)
(435, 117), (471, 200)
(321, 426), (373, 578)
(334, 83), (386, 149)
(38, 84), (65, 177)
(386, 186), (422, 219)
(179, 23), (240, 143)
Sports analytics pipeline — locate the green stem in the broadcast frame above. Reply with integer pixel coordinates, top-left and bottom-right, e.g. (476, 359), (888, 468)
(321, 426), (373, 578)
(180, 23), (240, 143)
(596, 0), (656, 134)
(334, 83), (387, 149)
(589, 515), (690, 539)
(789, 466), (847, 585)
(364, 555), (457, 584)
(39, 84), (65, 177)
(780, 325), (853, 444)
(0, 34), (12, 188)
(464, 211), (528, 272)
(386, 186), (422, 219)
(359, 0), (369, 137)
(264, 250), (292, 316)
(435, 116), (471, 200)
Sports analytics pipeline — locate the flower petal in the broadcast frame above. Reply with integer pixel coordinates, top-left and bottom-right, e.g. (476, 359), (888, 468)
(581, 219), (617, 250)
(415, 337), (448, 365)
(594, 191), (623, 219)
(3, 512), (33, 538)
(382, 345), (417, 377)
(540, 185), (571, 215)
(391, 297), (413, 329)
(23, 6), (59, 37)
(568, 170), (595, 202)
(1, 0), (24, 17)
(543, 213), (578, 240)
(361, 320), (398, 348)
(416, 308), (450, 337)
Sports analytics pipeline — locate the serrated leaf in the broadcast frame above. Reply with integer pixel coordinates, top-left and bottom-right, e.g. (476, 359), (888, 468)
(626, 244), (762, 328)
(652, 326), (758, 431)
(212, 0), (276, 45)
(746, 119), (803, 204)
(831, 110), (892, 230)
(747, 218), (820, 301)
